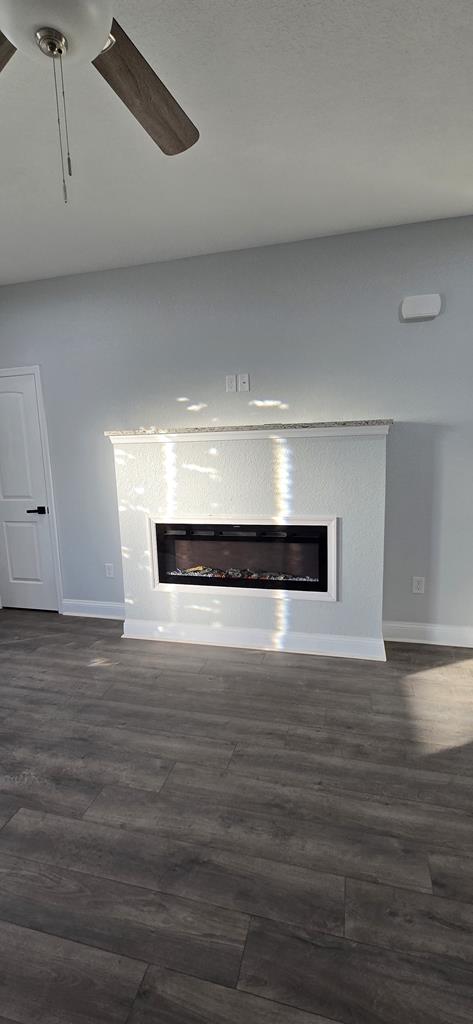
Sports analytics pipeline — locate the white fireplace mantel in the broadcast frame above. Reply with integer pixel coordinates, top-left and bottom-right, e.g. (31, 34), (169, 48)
(109, 420), (391, 661)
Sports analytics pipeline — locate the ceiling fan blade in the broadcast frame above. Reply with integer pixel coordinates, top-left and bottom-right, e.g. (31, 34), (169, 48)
(92, 19), (199, 155)
(0, 30), (16, 73)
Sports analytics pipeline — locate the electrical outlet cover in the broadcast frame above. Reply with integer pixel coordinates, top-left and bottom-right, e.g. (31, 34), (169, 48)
(412, 576), (425, 594)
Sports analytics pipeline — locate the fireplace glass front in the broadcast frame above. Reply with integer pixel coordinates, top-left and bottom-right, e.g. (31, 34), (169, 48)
(156, 523), (328, 592)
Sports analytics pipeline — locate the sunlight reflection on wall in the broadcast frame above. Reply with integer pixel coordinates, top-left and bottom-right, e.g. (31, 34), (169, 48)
(185, 605), (214, 613)
(271, 436), (293, 649)
(163, 442), (178, 623)
(182, 462), (220, 480)
(272, 437), (293, 523)
(249, 399), (289, 410)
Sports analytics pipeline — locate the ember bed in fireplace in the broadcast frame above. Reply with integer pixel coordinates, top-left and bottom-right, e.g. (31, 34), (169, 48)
(155, 522), (329, 592)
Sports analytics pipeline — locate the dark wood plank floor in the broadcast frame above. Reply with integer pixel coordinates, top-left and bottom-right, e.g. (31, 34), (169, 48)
(0, 609), (472, 1023)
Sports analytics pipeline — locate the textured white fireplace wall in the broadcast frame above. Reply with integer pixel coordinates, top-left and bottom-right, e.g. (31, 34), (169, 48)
(113, 431), (387, 659)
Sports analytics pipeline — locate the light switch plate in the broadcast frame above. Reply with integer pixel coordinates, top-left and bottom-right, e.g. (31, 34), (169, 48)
(238, 373), (250, 392)
(225, 374), (237, 393)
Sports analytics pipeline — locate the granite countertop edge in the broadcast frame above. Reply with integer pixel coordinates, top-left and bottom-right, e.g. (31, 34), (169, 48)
(105, 419), (393, 437)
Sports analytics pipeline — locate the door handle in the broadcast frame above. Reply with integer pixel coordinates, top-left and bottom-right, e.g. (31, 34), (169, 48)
(26, 506), (48, 515)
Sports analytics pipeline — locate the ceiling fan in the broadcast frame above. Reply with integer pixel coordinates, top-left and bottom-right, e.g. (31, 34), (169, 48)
(0, 1), (199, 198)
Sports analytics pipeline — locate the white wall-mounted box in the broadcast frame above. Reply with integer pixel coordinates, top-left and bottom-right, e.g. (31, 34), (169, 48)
(401, 294), (442, 322)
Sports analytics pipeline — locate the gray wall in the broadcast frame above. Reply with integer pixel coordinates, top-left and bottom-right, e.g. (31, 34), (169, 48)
(1, 216), (472, 628)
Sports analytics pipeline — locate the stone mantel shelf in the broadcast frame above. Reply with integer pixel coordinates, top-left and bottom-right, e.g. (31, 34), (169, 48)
(106, 419), (392, 443)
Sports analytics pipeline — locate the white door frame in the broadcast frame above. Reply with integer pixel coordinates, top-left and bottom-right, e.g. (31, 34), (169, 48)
(0, 365), (63, 612)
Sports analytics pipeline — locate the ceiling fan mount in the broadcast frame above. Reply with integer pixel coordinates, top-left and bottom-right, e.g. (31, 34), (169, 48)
(35, 27), (68, 59)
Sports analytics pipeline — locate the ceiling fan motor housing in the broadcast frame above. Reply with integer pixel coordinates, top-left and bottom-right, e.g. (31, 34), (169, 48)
(35, 27), (68, 58)
(0, 0), (113, 62)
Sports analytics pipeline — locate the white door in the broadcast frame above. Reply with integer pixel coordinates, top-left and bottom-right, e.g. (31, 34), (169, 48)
(0, 370), (58, 610)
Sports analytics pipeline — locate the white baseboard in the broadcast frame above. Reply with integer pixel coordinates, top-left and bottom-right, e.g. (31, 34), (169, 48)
(57, 603), (472, 653)
(61, 599), (125, 620)
(122, 618), (386, 661)
(383, 620), (473, 648)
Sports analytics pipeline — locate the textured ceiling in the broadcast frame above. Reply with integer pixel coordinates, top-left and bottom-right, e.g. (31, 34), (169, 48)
(1, 0), (473, 285)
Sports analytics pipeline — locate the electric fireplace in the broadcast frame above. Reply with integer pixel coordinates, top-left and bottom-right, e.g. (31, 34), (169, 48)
(155, 522), (328, 593)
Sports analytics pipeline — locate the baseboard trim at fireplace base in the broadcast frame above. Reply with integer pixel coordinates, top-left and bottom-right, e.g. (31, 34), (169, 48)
(383, 620), (473, 648)
(122, 618), (386, 661)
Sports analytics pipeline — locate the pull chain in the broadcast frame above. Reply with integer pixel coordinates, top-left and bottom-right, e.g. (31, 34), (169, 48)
(36, 29), (73, 204)
(52, 56), (68, 203)
(59, 52), (72, 178)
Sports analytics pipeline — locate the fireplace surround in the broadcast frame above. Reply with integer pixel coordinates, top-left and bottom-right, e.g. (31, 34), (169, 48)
(108, 420), (390, 659)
